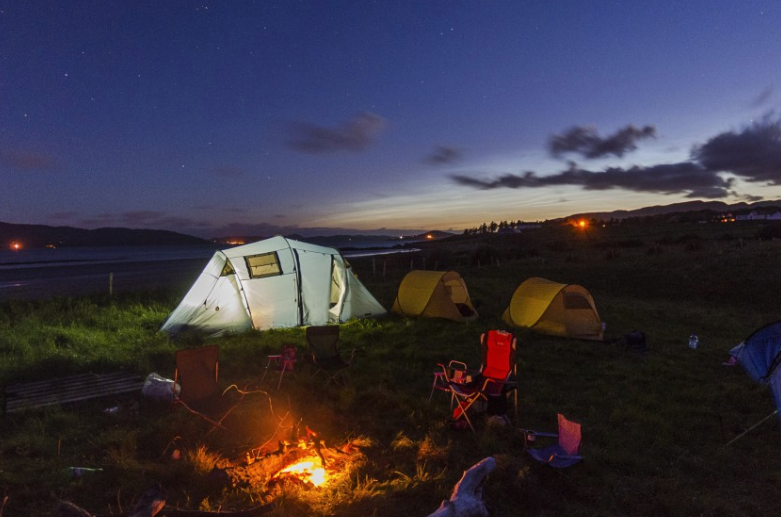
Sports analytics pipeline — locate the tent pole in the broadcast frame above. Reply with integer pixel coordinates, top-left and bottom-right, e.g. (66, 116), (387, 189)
(725, 409), (779, 447)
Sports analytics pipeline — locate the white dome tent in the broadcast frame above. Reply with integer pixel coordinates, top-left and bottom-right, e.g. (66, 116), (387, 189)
(161, 236), (386, 337)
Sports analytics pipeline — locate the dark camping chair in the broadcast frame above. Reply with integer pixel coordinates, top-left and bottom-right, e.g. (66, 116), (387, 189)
(430, 360), (469, 405)
(448, 330), (518, 432)
(261, 343), (297, 390)
(523, 414), (583, 468)
(305, 325), (356, 385)
(173, 345), (244, 434)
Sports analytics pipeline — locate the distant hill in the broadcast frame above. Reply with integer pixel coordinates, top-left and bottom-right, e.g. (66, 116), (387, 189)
(0, 222), (209, 248)
(404, 230), (455, 240)
(568, 199), (781, 221)
(210, 234), (401, 249)
(16, 198), (776, 251)
(209, 232), (455, 250)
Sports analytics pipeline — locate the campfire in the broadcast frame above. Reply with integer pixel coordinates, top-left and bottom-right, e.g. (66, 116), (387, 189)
(274, 458), (327, 486)
(230, 425), (362, 493)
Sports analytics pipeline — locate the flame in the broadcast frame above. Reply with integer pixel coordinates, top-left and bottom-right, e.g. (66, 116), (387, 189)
(276, 458), (327, 487)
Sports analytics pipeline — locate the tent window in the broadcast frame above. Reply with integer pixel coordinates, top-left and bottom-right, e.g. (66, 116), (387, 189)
(564, 293), (592, 310)
(245, 252), (282, 279)
(220, 261), (235, 277)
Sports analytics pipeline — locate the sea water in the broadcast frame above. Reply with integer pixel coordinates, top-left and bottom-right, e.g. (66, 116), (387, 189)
(0, 241), (417, 300)
(0, 245), (217, 300)
(0, 245), (216, 270)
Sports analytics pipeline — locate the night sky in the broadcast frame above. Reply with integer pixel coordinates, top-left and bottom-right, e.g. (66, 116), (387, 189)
(2, 1), (780, 238)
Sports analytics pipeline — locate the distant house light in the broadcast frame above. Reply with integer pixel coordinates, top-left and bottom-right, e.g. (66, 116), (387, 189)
(10, 241), (22, 251)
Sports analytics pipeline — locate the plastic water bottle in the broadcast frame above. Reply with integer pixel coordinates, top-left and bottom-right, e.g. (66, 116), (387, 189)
(62, 467), (103, 480)
(688, 334), (699, 349)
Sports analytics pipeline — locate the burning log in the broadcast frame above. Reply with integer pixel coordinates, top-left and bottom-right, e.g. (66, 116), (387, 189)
(426, 457), (496, 517)
(239, 426), (362, 491)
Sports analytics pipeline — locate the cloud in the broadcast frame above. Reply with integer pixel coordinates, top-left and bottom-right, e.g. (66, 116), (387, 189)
(548, 124), (656, 159)
(750, 86), (774, 108)
(424, 145), (462, 165)
(693, 115), (781, 184)
(452, 116), (781, 199)
(286, 111), (386, 154)
(451, 161), (733, 198)
(0, 148), (60, 171)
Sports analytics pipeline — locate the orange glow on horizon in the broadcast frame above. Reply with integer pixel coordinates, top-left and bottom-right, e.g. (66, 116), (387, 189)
(577, 220), (587, 229)
(10, 241), (22, 251)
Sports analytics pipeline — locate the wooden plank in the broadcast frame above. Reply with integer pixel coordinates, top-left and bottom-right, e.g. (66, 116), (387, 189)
(7, 372), (134, 395)
(4, 372), (144, 413)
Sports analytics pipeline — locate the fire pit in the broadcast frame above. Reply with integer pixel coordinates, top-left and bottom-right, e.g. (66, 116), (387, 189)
(229, 426), (365, 494)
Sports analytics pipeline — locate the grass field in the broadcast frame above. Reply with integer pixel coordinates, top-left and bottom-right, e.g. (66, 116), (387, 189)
(1, 220), (780, 516)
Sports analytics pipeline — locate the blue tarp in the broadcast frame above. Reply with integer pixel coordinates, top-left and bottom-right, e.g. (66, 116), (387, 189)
(730, 321), (781, 421)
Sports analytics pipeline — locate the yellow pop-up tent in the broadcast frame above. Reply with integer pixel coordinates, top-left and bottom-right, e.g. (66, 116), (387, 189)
(502, 277), (603, 341)
(392, 270), (478, 322)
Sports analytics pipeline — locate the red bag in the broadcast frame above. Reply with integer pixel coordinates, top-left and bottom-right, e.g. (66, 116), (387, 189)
(453, 400), (469, 419)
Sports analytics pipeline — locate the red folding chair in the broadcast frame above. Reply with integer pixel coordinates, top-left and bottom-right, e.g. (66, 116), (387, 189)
(448, 330), (518, 432)
(431, 360), (469, 405)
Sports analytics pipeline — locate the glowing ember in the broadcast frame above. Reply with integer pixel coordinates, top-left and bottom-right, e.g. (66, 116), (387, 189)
(276, 458), (328, 487)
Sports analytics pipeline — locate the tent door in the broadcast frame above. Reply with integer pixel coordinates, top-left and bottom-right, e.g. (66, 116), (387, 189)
(295, 249), (336, 326)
